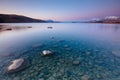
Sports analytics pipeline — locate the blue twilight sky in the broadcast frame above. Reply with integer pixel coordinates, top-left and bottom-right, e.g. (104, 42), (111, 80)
(0, 0), (120, 20)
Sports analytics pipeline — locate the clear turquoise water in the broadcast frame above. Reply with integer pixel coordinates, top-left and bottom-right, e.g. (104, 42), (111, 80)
(0, 23), (120, 80)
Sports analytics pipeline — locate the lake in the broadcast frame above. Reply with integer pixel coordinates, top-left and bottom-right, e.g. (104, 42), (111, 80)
(0, 23), (120, 80)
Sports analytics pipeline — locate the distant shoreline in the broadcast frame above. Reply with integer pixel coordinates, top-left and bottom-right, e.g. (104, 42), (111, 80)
(83, 22), (120, 24)
(0, 22), (120, 24)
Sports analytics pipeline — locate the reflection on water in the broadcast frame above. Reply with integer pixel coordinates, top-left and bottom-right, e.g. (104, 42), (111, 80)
(99, 24), (120, 32)
(0, 23), (120, 80)
(0, 25), (32, 33)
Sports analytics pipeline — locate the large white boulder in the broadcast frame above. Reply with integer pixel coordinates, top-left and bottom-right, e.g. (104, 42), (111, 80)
(41, 50), (53, 56)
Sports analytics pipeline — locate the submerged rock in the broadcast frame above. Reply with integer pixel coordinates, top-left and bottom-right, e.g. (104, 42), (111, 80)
(0, 53), (14, 57)
(41, 50), (53, 56)
(64, 45), (69, 48)
(38, 78), (44, 80)
(81, 75), (90, 80)
(72, 60), (80, 65)
(64, 47), (71, 51)
(6, 28), (12, 30)
(27, 26), (32, 28)
(5, 58), (29, 74)
(32, 43), (45, 48)
(58, 40), (65, 43)
(86, 52), (91, 55)
(50, 36), (55, 39)
(47, 26), (53, 29)
(112, 51), (120, 57)
(52, 45), (58, 48)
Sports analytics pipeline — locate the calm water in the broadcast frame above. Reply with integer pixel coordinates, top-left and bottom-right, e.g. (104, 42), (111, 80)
(0, 23), (120, 80)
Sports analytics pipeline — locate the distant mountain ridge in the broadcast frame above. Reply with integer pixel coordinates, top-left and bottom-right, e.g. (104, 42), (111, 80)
(0, 14), (120, 24)
(0, 14), (46, 23)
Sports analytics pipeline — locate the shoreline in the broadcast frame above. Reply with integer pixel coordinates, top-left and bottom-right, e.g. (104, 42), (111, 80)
(0, 25), (32, 32)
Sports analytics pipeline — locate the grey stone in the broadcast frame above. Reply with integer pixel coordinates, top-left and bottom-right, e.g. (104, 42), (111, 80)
(5, 58), (29, 74)
(81, 75), (90, 80)
(72, 60), (80, 65)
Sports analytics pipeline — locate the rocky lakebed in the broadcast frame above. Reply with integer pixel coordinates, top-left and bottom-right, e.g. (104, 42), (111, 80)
(0, 23), (120, 80)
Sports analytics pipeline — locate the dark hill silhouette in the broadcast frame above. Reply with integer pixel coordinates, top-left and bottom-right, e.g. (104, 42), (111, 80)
(0, 14), (46, 23)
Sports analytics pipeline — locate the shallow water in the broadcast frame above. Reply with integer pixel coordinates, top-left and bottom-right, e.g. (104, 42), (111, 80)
(0, 23), (120, 80)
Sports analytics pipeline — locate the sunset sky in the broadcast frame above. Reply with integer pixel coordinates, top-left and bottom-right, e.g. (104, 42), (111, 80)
(0, 0), (120, 21)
